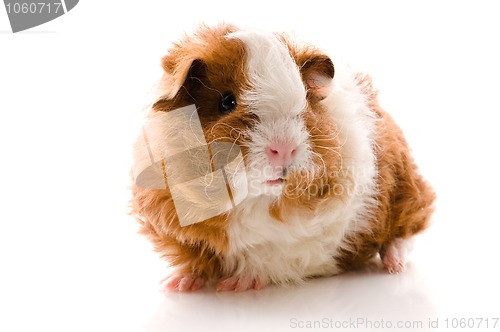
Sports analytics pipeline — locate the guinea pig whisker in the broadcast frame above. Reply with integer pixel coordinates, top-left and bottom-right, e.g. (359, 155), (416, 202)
(209, 123), (246, 140)
(311, 137), (336, 142)
(307, 129), (335, 139)
(191, 77), (224, 99)
(314, 144), (342, 155)
(314, 144), (344, 176)
(309, 150), (329, 179)
(180, 85), (196, 101)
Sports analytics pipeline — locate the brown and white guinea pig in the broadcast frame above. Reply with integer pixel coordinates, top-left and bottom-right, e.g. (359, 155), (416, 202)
(130, 23), (435, 292)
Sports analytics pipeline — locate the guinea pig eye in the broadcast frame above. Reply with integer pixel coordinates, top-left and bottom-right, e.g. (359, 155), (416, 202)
(219, 92), (237, 114)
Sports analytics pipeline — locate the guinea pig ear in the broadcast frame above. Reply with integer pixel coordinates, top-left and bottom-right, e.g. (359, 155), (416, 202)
(158, 55), (207, 100)
(298, 54), (335, 101)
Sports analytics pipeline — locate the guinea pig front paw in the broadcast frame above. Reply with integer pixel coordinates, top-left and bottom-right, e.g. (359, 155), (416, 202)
(216, 276), (266, 292)
(160, 273), (205, 292)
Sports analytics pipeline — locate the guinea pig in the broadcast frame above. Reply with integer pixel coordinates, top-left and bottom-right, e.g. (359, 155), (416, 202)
(130, 23), (435, 292)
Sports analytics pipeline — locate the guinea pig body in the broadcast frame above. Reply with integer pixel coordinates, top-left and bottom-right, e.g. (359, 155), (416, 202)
(130, 24), (435, 292)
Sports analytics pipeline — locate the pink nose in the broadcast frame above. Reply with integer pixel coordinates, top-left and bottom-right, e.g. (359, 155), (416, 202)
(265, 142), (298, 168)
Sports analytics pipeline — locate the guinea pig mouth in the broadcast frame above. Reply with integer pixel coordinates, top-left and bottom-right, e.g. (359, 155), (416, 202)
(266, 178), (285, 186)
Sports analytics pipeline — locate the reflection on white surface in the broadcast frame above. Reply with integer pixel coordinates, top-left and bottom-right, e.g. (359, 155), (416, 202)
(148, 263), (436, 332)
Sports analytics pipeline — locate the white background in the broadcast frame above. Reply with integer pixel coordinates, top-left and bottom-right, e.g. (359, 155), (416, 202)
(1, 1), (500, 331)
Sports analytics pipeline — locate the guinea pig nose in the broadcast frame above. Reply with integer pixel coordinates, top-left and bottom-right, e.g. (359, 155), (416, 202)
(265, 142), (298, 168)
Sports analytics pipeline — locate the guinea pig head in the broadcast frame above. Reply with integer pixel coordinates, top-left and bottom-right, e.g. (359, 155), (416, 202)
(154, 25), (341, 218)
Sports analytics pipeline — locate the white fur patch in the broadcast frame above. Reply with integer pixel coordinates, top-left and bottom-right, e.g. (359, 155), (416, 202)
(224, 51), (379, 285)
(227, 30), (307, 119)
(228, 30), (312, 197)
(322, 61), (379, 250)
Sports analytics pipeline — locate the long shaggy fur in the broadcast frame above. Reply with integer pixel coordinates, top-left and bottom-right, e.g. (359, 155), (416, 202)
(130, 24), (435, 291)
